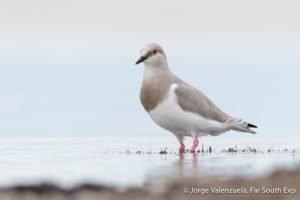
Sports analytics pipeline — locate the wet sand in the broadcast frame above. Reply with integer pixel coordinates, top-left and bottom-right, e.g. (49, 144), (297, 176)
(0, 167), (299, 200)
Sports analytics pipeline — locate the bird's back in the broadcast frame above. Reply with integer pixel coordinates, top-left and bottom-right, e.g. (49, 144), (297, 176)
(175, 83), (230, 122)
(140, 70), (229, 123)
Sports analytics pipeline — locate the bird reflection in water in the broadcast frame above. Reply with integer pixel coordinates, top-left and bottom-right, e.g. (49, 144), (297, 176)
(178, 153), (199, 178)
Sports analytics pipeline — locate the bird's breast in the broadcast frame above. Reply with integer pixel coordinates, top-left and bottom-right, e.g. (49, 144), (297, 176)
(140, 79), (170, 111)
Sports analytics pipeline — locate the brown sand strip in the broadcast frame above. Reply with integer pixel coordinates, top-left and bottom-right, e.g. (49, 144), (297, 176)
(0, 168), (299, 200)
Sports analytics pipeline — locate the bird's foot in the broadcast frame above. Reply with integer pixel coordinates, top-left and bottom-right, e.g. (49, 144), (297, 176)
(179, 148), (185, 153)
(179, 141), (185, 154)
(189, 138), (199, 153)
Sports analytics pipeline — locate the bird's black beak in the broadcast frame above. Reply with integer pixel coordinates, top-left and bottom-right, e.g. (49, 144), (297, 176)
(135, 56), (148, 65)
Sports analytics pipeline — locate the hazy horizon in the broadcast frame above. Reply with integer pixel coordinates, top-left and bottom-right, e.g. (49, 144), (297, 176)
(0, 0), (299, 141)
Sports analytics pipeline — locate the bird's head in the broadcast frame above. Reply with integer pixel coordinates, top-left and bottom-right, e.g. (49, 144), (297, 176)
(135, 43), (168, 67)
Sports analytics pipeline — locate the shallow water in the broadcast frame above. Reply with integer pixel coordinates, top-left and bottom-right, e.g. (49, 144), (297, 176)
(0, 137), (299, 188)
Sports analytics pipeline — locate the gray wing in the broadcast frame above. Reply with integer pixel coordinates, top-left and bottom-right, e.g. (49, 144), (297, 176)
(175, 83), (230, 123)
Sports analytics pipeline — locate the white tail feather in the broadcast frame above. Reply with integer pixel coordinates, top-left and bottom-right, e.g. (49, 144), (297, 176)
(227, 118), (256, 134)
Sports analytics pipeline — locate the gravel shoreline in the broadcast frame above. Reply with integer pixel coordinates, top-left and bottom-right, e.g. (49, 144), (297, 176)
(0, 168), (299, 200)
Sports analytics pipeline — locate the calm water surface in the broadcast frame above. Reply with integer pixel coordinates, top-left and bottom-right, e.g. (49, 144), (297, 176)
(0, 137), (299, 188)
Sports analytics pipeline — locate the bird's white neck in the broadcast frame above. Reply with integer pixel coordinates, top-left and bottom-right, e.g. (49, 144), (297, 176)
(143, 63), (170, 80)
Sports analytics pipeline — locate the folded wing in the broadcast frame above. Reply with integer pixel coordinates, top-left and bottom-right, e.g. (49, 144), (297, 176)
(175, 83), (230, 123)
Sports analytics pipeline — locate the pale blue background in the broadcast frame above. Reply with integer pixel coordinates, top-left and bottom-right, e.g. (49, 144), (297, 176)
(0, 0), (299, 141)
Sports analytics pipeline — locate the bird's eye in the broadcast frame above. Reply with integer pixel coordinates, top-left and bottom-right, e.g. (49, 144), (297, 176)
(152, 49), (158, 54)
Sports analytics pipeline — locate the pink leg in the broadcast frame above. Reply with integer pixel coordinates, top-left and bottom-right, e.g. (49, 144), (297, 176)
(190, 138), (199, 153)
(179, 141), (185, 154)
